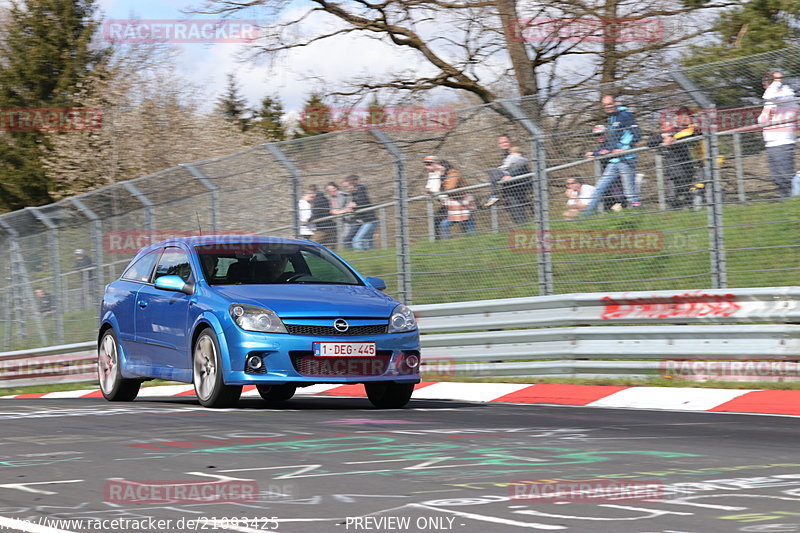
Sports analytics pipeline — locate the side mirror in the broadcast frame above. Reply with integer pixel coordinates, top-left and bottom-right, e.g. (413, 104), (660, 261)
(365, 276), (387, 291)
(154, 275), (192, 294)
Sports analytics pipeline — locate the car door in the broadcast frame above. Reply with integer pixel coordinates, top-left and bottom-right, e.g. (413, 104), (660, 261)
(113, 249), (162, 364)
(134, 246), (194, 370)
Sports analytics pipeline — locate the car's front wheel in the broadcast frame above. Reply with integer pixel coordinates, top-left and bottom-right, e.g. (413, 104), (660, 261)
(257, 384), (296, 403)
(365, 382), (415, 409)
(193, 328), (241, 408)
(98, 329), (140, 402)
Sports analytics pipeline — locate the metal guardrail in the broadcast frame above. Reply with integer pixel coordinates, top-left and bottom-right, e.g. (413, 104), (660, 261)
(415, 287), (800, 379)
(0, 341), (96, 388)
(1, 287), (798, 387)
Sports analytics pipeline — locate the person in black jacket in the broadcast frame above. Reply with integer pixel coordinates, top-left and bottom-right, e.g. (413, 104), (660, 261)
(309, 185), (336, 246)
(342, 175), (378, 250)
(647, 108), (699, 208)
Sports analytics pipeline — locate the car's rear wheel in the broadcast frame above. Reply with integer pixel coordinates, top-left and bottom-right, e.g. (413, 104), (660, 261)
(257, 384), (296, 403)
(193, 328), (241, 408)
(98, 329), (140, 402)
(365, 382), (415, 409)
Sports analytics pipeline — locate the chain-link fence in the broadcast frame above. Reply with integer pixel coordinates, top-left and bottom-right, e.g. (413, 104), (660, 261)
(2, 47), (799, 350)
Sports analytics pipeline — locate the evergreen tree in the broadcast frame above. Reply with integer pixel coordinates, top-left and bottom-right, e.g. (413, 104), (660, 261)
(295, 92), (333, 138)
(216, 73), (250, 131)
(253, 95), (285, 141)
(681, 0), (800, 107)
(0, 0), (108, 211)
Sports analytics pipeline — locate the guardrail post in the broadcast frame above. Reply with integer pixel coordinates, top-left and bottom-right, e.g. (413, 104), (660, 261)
(26, 208), (63, 345)
(70, 198), (104, 308)
(370, 129), (411, 304)
(671, 70), (728, 289)
(655, 152), (667, 210)
(180, 163), (219, 231)
(123, 182), (156, 232)
(733, 132), (746, 203)
(263, 143), (302, 239)
(499, 100), (553, 295)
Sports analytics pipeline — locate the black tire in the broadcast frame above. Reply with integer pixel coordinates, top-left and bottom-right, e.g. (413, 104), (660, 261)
(98, 329), (140, 402)
(365, 382), (415, 409)
(193, 328), (242, 408)
(257, 384), (297, 403)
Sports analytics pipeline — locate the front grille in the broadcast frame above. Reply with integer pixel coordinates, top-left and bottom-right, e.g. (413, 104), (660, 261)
(290, 351), (393, 376)
(285, 324), (387, 336)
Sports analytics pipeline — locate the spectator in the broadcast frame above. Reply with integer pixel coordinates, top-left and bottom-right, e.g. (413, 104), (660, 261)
(485, 135), (533, 224)
(325, 181), (351, 246)
(422, 155), (448, 240)
(758, 71), (798, 198)
(74, 248), (96, 285)
(439, 168), (476, 239)
(298, 187), (316, 239)
(310, 184), (335, 246)
(581, 95), (642, 214)
(647, 108), (700, 208)
(584, 124), (626, 211)
(563, 178), (596, 218)
(342, 175), (378, 250)
(34, 288), (54, 316)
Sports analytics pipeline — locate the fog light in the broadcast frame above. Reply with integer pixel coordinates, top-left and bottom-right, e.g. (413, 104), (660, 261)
(246, 355), (264, 371)
(404, 354), (420, 368)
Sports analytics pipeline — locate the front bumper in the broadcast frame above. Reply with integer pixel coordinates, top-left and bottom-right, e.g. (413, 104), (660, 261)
(220, 324), (421, 385)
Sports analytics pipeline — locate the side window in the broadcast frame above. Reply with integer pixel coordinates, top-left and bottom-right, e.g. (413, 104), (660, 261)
(121, 250), (161, 283)
(153, 247), (193, 283)
(300, 250), (351, 283)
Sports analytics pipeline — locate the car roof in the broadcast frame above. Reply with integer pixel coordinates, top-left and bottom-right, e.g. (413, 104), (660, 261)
(137, 235), (316, 255)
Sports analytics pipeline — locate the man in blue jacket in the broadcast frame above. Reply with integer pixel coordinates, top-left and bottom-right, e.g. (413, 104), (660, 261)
(582, 95), (642, 214)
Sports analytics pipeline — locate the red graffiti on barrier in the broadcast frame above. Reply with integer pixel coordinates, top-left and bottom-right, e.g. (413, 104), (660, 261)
(600, 291), (741, 320)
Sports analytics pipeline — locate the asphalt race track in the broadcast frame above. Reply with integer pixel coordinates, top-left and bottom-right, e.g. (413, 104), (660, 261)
(1, 395), (799, 533)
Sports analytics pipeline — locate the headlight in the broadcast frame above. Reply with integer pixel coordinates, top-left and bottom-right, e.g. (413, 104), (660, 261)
(388, 304), (417, 333)
(229, 304), (287, 334)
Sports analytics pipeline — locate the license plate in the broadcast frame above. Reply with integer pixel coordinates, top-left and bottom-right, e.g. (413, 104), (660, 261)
(314, 342), (376, 357)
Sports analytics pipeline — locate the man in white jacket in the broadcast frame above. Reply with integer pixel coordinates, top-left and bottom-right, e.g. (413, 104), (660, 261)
(758, 71), (798, 198)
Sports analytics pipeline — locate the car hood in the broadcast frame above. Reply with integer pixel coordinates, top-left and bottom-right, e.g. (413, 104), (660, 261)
(210, 284), (398, 318)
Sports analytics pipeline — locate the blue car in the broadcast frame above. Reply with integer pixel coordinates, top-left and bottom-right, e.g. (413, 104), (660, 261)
(97, 236), (420, 408)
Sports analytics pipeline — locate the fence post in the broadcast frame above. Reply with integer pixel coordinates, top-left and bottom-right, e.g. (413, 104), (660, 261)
(379, 207), (388, 249)
(499, 100), (553, 295)
(70, 198), (104, 309)
(26, 208), (63, 345)
(426, 199), (435, 242)
(263, 143), (302, 239)
(733, 132), (746, 203)
(671, 70), (728, 289)
(180, 163), (219, 231)
(123, 182), (156, 232)
(655, 152), (667, 210)
(369, 129), (411, 304)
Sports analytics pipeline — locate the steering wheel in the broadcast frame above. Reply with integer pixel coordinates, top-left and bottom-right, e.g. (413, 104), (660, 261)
(279, 272), (304, 283)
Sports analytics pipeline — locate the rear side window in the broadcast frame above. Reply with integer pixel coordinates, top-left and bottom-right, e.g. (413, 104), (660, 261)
(154, 247), (193, 282)
(121, 250), (161, 283)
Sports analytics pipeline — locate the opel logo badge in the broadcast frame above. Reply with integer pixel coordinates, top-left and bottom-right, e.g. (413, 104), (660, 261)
(334, 319), (349, 332)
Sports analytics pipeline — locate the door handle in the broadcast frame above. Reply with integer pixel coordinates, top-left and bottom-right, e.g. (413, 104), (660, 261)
(137, 300), (148, 308)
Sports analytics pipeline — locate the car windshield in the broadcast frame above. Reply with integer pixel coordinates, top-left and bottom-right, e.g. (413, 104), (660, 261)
(195, 242), (362, 286)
